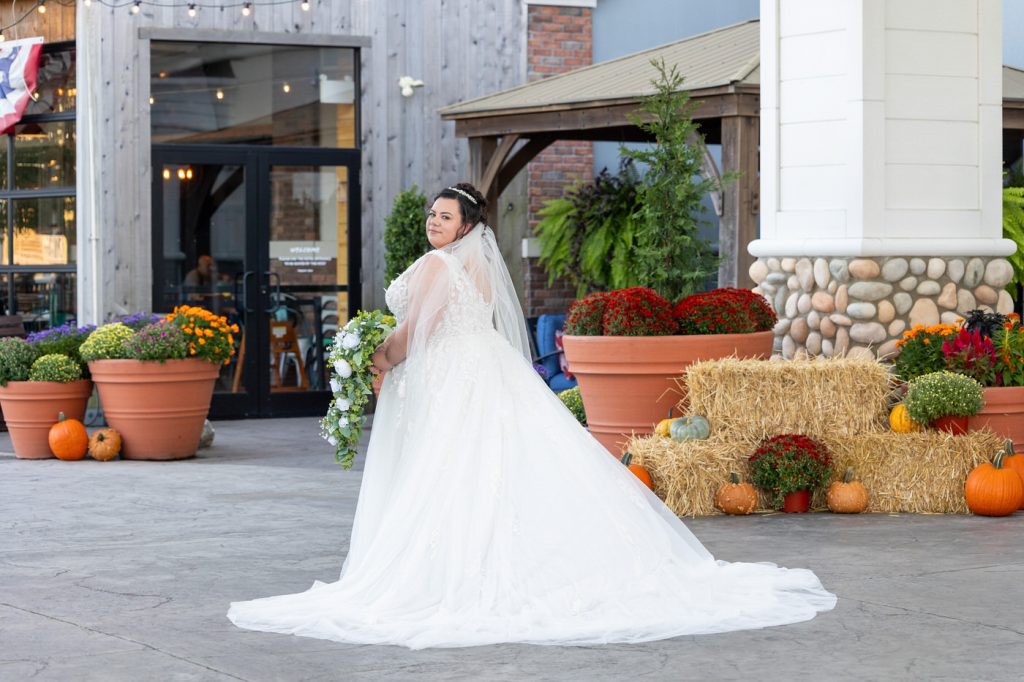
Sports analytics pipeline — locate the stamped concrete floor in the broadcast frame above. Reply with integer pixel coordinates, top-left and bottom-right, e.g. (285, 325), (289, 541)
(2, 416), (1022, 682)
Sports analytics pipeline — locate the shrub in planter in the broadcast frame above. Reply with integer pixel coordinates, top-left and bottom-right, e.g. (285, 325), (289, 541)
(384, 186), (430, 287)
(80, 323), (136, 362)
(0, 337), (37, 386)
(673, 288), (776, 335)
(601, 288), (676, 336)
(748, 434), (833, 508)
(27, 323), (95, 373)
(904, 371), (984, 425)
(28, 354), (83, 383)
(123, 323), (189, 362)
(564, 291), (611, 336)
(558, 386), (587, 426)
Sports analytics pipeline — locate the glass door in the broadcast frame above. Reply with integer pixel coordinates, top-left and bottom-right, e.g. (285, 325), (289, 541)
(260, 148), (360, 416)
(153, 145), (360, 418)
(152, 146), (260, 418)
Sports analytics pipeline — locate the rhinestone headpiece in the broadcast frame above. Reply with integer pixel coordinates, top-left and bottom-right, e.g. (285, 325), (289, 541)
(446, 186), (478, 205)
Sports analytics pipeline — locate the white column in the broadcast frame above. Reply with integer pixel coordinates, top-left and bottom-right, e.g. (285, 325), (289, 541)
(751, 0), (1014, 258)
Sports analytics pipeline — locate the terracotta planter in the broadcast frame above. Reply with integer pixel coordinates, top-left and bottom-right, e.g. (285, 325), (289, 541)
(562, 331), (774, 455)
(968, 386), (1024, 450)
(0, 380), (93, 459)
(88, 359), (219, 460)
(782, 489), (811, 513)
(933, 415), (969, 435)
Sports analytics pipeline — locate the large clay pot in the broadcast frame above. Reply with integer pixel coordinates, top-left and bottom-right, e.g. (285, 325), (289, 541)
(88, 359), (219, 460)
(562, 331), (774, 455)
(968, 386), (1024, 450)
(0, 380), (93, 459)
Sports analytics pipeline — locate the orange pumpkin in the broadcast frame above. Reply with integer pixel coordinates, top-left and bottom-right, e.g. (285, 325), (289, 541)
(827, 467), (869, 513)
(620, 452), (653, 490)
(997, 440), (1024, 511)
(88, 428), (122, 462)
(965, 447), (1024, 516)
(714, 472), (757, 515)
(49, 412), (89, 461)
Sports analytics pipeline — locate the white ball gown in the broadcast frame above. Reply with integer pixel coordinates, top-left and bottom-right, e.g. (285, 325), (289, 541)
(227, 225), (836, 649)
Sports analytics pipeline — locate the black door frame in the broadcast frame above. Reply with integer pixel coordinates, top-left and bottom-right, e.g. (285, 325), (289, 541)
(151, 143), (361, 418)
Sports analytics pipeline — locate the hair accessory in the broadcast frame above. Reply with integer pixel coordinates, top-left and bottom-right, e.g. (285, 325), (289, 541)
(446, 186), (478, 205)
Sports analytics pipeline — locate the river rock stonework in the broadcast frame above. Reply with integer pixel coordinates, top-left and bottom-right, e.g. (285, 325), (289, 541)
(750, 256), (1016, 360)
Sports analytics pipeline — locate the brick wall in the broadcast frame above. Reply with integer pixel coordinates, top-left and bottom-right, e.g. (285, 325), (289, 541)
(525, 3), (593, 318)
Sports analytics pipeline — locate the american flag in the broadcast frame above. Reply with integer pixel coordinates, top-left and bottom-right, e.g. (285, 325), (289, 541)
(0, 37), (43, 134)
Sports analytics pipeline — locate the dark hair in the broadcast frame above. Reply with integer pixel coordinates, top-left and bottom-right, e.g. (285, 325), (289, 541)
(433, 182), (488, 231)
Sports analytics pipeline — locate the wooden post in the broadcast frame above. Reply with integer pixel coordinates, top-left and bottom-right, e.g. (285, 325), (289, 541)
(468, 136), (499, 233)
(719, 115), (759, 289)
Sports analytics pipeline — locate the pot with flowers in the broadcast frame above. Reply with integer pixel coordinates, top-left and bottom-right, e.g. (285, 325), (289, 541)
(83, 306), (238, 460)
(0, 327), (94, 459)
(748, 434), (833, 513)
(561, 287), (775, 455)
(903, 370), (984, 435)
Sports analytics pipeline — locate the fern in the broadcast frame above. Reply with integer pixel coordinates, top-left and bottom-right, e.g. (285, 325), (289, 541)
(1003, 186), (1024, 291)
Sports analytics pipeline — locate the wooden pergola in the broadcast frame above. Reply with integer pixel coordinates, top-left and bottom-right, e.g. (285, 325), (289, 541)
(442, 21), (1024, 289)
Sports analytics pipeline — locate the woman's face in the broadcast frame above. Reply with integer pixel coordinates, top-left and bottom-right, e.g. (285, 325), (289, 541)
(426, 197), (468, 249)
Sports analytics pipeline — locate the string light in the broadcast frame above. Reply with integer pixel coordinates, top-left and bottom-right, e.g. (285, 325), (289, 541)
(37, 1), (46, 14)
(215, 89), (224, 100)
(131, 0), (141, 13)
(187, 3), (196, 17)
(282, 82), (290, 93)
(84, 0), (92, 6)
(300, 0), (309, 10)
(241, 2), (251, 16)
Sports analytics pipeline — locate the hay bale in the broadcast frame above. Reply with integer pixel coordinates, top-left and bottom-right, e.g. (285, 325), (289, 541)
(683, 357), (895, 440)
(628, 429), (1002, 517)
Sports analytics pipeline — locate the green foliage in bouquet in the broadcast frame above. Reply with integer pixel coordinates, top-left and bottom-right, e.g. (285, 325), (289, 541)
(0, 337), (38, 386)
(321, 310), (397, 469)
(558, 386), (587, 426)
(28, 354), (83, 383)
(80, 323), (136, 362)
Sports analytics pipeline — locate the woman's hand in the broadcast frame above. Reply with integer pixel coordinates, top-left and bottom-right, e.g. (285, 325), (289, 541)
(370, 343), (392, 375)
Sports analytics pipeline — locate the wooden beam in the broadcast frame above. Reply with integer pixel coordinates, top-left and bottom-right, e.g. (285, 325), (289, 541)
(468, 137), (498, 188)
(479, 134), (520, 199)
(719, 115), (759, 289)
(495, 135), (554, 196)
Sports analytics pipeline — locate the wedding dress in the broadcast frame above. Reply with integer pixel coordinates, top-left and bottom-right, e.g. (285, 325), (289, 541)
(228, 224), (836, 649)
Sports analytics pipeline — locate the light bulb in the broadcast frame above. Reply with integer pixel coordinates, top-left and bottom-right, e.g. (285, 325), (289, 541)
(241, 2), (251, 16)
(188, 3), (196, 16)
(149, 96), (154, 105)
(185, 168), (193, 180)
(177, 169), (186, 180)
(131, 1), (141, 14)
(37, 1), (46, 14)
(282, 82), (291, 93)
(216, 89), (224, 100)
(300, 0), (310, 10)
(162, 168), (171, 180)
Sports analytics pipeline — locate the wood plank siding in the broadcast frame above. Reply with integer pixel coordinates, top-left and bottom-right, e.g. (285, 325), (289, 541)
(75, 0), (525, 321)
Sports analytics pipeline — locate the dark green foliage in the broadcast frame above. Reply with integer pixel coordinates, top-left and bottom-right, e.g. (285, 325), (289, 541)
(1003, 187), (1024, 295)
(384, 186), (431, 286)
(621, 59), (728, 301)
(0, 337), (38, 386)
(534, 160), (643, 296)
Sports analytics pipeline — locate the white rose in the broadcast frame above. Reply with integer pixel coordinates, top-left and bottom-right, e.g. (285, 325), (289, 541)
(333, 359), (352, 378)
(336, 398), (351, 411)
(328, 436), (338, 446)
(341, 333), (361, 349)
(330, 378), (342, 393)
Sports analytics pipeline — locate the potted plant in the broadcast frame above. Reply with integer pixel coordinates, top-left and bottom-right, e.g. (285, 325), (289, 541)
(0, 330), (94, 460)
(748, 434), (833, 513)
(84, 307), (238, 460)
(384, 186), (430, 287)
(903, 370), (984, 435)
(561, 286), (775, 454)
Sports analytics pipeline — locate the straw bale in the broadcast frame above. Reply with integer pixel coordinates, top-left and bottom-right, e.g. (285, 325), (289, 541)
(627, 429), (1003, 517)
(682, 357), (895, 440)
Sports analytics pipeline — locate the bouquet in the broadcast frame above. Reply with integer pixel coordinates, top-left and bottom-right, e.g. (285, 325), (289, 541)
(320, 309), (396, 469)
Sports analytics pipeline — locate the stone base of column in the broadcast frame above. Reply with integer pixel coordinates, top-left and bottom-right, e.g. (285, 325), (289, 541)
(749, 256), (1016, 360)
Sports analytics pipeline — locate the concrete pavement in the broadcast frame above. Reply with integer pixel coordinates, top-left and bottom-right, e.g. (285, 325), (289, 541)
(2, 416), (1022, 681)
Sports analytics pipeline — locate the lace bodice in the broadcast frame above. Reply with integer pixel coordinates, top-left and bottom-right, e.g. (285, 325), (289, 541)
(385, 251), (494, 340)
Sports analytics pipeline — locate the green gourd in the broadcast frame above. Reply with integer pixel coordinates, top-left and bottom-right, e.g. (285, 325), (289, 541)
(669, 415), (710, 442)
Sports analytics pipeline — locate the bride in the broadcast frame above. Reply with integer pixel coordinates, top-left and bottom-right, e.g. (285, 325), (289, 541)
(227, 183), (836, 649)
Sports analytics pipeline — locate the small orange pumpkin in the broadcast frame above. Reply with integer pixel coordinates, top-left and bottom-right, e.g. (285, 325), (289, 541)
(88, 428), (122, 461)
(714, 472), (757, 515)
(965, 447), (1024, 516)
(49, 412), (89, 461)
(996, 440), (1024, 511)
(827, 467), (869, 513)
(620, 452), (653, 490)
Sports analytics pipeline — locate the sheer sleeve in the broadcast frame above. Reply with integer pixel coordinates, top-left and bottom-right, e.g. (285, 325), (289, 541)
(383, 251), (453, 367)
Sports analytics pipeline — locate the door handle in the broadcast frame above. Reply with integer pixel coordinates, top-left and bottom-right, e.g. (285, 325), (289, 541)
(264, 271), (282, 314)
(236, 270), (255, 313)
